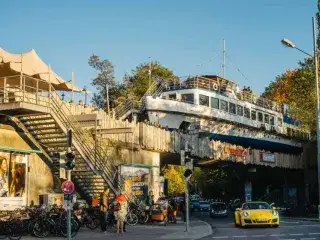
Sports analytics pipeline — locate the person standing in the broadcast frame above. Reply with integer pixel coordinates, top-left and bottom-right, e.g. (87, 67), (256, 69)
(100, 187), (109, 233)
(114, 191), (127, 234)
(146, 191), (153, 223)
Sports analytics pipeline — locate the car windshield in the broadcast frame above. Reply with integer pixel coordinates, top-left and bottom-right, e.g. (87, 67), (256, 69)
(242, 202), (270, 210)
(211, 203), (226, 209)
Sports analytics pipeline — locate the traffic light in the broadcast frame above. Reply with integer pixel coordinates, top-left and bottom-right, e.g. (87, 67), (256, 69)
(65, 150), (75, 170)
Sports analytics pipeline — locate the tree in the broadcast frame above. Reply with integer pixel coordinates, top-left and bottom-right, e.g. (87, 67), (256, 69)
(124, 61), (178, 100)
(88, 54), (127, 112)
(262, 58), (316, 132)
(161, 165), (185, 196)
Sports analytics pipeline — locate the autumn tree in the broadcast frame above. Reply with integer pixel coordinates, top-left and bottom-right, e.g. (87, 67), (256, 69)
(161, 165), (185, 196)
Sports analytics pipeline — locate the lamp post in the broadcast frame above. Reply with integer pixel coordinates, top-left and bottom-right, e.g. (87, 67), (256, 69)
(281, 16), (320, 219)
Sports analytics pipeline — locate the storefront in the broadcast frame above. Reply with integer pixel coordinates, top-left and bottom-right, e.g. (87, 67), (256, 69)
(0, 146), (40, 210)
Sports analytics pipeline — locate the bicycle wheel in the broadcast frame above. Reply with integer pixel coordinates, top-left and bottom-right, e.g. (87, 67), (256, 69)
(60, 219), (79, 238)
(85, 217), (99, 230)
(32, 220), (50, 238)
(138, 211), (149, 224)
(126, 213), (138, 226)
(8, 220), (24, 240)
(0, 222), (7, 239)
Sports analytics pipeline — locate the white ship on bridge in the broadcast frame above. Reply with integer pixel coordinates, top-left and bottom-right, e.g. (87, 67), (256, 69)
(145, 75), (309, 154)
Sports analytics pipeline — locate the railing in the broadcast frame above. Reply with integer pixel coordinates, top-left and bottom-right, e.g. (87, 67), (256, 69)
(164, 76), (284, 113)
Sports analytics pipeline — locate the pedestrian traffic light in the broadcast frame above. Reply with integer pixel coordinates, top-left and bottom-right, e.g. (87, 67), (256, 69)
(65, 150), (75, 170)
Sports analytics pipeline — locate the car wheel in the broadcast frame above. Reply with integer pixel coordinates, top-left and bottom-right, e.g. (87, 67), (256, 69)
(273, 225), (279, 228)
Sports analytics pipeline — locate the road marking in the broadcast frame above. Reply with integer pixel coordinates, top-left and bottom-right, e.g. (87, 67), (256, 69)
(309, 233), (320, 235)
(252, 235), (266, 237)
(281, 221), (300, 224)
(212, 237), (228, 239)
(289, 234), (303, 236)
(301, 238), (316, 240)
(232, 236), (247, 238)
(270, 234), (286, 237)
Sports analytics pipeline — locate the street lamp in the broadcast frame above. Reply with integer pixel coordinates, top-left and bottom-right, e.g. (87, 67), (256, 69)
(281, 16), (320, 219)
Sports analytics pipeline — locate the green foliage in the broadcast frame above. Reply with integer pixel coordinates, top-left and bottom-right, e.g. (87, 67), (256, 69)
(88, 54), (127, 111)
(124, 61), (179, 100)
(161, 165), (185, 196)
(191, 167), (228, 198)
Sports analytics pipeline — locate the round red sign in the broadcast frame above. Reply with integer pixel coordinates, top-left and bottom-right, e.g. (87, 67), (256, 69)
(61, 180), (75, 194)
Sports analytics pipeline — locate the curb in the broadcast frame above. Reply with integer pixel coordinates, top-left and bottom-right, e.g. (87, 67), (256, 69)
(282, 217), (320, 222)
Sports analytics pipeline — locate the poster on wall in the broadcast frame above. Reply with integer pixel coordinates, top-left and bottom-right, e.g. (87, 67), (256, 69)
(0, 152), (10, 197)
(120, 165), (149, 202)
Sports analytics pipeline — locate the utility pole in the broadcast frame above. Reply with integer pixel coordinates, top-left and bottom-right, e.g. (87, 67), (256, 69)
(222, 39), (226, 78)
(148, 57), (152, 89)
(67, 169), (72, 240)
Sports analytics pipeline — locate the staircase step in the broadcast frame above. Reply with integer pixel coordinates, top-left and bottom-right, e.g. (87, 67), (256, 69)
(23, 120), (56, 127)
(32, 129), (64, 135)
(40, 140), (68, 145)
(27, 125), (59, 131)
(20, 115), (52, 122)
(36, 135), (66, 140)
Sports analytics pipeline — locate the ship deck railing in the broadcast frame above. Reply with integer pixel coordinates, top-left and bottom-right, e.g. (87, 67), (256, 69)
(163, 76), (284, 113)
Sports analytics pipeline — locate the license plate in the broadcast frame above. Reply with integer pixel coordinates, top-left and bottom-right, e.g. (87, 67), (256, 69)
(257, 218), (265, 222)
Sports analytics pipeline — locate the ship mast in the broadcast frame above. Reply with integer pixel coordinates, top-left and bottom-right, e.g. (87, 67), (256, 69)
(222, 39), (226, 78)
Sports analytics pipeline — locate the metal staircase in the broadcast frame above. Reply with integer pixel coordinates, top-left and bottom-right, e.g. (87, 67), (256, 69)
(14, 92), (122, 201)
(113, 79), (166, 120)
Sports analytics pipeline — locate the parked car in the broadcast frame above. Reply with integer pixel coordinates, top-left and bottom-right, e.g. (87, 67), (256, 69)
(210, 202), (228, 218)
(199, 201), (210, 212)
(191, 200), (200, 212)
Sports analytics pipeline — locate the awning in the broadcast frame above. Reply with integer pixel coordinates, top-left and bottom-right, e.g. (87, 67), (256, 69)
(0, 48), (81, 92)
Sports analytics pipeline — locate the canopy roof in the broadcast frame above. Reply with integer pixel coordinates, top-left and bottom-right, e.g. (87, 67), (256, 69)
(0, 48), (81, 92)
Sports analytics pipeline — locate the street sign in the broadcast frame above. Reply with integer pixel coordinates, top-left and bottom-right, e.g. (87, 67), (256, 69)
(61, 180), (75, 194)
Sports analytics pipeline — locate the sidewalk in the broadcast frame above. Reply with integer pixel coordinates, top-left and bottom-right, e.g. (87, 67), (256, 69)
(23, 218), (212, 240)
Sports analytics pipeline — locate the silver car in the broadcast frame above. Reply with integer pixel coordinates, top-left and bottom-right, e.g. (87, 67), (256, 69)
(210, 202), (228, 217)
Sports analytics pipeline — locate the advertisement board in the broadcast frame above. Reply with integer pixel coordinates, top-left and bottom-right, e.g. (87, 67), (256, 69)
(260, 152), (275, 163)
(120, 165), (150, 202)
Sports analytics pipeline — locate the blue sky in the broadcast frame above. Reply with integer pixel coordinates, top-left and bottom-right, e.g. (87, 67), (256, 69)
(0, 0), (316, 100)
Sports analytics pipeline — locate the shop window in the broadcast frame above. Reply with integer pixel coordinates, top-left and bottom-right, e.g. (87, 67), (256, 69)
(181, 94), (194, 104)
(258, 112), (263, 122)
(229, 103), (236, 114)
(278, 117), (283, 127)
(237, 105), (243, 116)
(211, 97), (219, 109)
(221, 100), (228, 112)
(244, 107), (250, 118)
(199, 94), (209, 106)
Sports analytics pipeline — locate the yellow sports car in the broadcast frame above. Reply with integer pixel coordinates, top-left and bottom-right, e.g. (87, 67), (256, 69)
(234, 201), (279, 228)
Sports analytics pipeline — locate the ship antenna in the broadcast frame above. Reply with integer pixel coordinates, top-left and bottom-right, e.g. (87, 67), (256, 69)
(222, 39), (226, 78)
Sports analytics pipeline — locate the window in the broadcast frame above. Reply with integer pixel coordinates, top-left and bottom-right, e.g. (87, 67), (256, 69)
(211, 97), (219, 109)
(221, 100), (228, 112)
(199, 94), (209, 106)
(168, 94), (176, 100)
(181, 94), (194, 104)
(229, 103), (236, 114)
(258, 112), (263, 122)
(264, 114), (269, 124)
(244, 107), (250, 118)
(237, 105), (243, 116)
(277, 117), (282, 127)
(251, 110), (256, 120)
(270, 116), (275, 126)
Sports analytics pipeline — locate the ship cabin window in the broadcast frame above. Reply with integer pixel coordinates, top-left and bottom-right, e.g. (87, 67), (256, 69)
(251, 110), (257, 120)
(168, 94), (176, 100)
(229, 103), (236, 114)
(244, 107), (250, 119)
(278, 117), (283, 127)
(270, 116), (275, 126)
(264, 114), (270, 124)
(211, 97), (219, 109)
(181, 93), (194, 104)
(258, 112), (263, 122)
(237, 105), (243, 116)
(199, 94), (209, 106)
(221, 100), (228, 112)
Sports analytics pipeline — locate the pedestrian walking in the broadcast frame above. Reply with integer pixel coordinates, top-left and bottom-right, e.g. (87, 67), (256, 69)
(100, 187), (109, 233)
(114, 191), (127, 234)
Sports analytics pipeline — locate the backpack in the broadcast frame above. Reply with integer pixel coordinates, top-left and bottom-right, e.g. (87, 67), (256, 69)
(114, 202), (121, 211)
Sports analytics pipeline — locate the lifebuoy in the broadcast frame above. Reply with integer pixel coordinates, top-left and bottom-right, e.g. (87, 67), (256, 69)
(212, 83), (218, 91)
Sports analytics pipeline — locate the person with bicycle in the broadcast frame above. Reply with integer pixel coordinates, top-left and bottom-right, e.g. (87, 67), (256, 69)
(99, 187), (109, 233)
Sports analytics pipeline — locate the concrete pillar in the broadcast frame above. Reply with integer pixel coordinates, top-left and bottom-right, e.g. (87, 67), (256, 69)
(304, 169), (310, 204)
(283, 175), (289, 204)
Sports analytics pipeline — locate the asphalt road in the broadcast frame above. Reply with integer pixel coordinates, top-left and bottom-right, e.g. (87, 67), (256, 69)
(193, 211), (320, 240)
